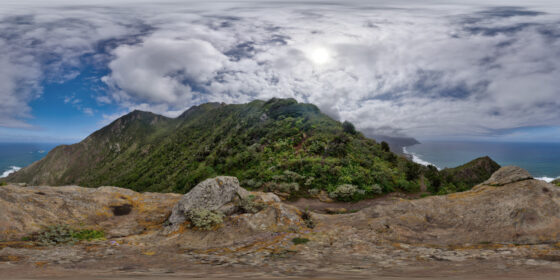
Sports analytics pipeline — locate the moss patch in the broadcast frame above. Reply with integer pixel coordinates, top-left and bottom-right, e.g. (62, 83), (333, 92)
(292, 237), (310, 245)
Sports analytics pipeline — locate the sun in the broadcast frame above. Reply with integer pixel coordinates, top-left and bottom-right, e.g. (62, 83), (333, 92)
(308, 47), (331, 65)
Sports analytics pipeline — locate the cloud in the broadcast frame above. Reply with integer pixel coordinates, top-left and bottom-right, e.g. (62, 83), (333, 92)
(102, 37), (227, 109)
(0, 6), (145, 127)
(1, 1), (560, 140)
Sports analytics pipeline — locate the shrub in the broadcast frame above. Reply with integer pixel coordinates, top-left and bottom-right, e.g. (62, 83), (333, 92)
(241, 179), (262, 189)
(301, 209), (315, 229)
(35, 225), (77, 246)
(283, 170), (304, 182)
(304, 177), (315, 187)
(292, 237), (310, 245)
(237, 195), (267, 214)
(27, 225), (105, 246)
(72, 229), (105, 241)
(307, 188), (320, 196)
(0, 181), (6, 186)
(266, 182), (300, 194)
(187, 208), (224, 230)
(367, 184), (383, 195)
(329, 184), (363, 201)
(397, 178), (420, 193)
(404, 161), (421, 180)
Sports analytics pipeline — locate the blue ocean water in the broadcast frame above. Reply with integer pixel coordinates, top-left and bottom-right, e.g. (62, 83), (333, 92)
(0, 143), (60, 178)
(405, 141), (560, 180)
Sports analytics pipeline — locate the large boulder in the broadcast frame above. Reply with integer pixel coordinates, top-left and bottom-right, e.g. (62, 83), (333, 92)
(167, 176), (250, 226)
(482, 166), (532, 186)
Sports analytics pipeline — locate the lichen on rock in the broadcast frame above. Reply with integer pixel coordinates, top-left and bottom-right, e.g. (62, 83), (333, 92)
(167, 176), (250, 227)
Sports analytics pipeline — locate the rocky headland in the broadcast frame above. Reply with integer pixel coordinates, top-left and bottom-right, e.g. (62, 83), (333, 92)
(2, 167), (560, 279)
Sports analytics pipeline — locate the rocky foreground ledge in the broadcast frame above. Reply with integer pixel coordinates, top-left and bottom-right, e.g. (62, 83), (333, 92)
(1, 167), (560, 279)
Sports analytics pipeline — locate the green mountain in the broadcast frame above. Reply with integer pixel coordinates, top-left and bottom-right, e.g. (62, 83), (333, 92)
(424, 156), (501, 194)
(6, 98), (498, 198)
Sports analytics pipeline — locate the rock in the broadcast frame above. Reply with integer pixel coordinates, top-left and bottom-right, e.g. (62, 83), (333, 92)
(552, 178), (560, 186)
(167, 176), (250, 226)
(0, 185), (182, 240)
(482, 166), (533, 186)
(317, 190), (334, 203)
(356, 178), (560, 245)
(249, 191), (281, 203)
(236, 203), (303, 232)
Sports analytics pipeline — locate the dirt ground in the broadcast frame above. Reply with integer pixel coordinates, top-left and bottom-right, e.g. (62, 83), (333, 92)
(286, 192), (421, 213)
(2, 238), (560, 280)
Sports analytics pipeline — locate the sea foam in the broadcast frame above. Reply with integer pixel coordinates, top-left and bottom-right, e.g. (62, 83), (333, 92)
(536, 176), (559, 183)
(1, 166), (21, 178)
(403, 147), (440, 170)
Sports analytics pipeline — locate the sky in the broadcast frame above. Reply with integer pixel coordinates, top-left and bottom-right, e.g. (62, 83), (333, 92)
(1, 0), (560, 143)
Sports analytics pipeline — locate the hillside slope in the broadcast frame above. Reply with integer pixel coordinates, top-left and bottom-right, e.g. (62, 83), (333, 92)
(7, 98), (497, 197)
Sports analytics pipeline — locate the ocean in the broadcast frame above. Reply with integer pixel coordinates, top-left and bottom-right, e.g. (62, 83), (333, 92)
(0, 143), (61, 178)
(405, 141), (560, 182)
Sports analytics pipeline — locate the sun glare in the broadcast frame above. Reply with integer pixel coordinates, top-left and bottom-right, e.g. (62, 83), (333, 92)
(309, 47), (331, 65)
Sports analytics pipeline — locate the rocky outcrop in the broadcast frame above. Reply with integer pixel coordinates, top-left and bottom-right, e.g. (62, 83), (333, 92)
(482, 166), (533, 186)
(3, 170), (560, 278)
(0, 185), (182, 240)
(0, 178), (302, 249)
(167, 176), (251, 226)
(2, 168), (559, 248)
(349, 178), (560, 245)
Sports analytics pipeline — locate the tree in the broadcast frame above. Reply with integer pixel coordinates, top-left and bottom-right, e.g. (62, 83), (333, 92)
(342, 121), (356, 135)
(381, 141), (390, 152)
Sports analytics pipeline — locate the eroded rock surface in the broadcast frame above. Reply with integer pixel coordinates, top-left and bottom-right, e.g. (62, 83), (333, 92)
(0, 185), (182, 240)
(483, 166), (533, 186)
(2, 170), (560, 279)
(352, 179), (560, 245)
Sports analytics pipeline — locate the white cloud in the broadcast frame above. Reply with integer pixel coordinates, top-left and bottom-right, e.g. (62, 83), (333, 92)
(1, 1), (560, 140)
(103, 37), (227, 107)
(82, 108), (94, 116)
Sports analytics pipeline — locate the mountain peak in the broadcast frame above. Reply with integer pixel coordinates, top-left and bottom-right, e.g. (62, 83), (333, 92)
(7, 98), (496, 198)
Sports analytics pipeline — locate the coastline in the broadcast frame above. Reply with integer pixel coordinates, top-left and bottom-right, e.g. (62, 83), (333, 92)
(402, 146), (440, 169)
(403, 144), (559, 183)
(1, 166), (21, 178)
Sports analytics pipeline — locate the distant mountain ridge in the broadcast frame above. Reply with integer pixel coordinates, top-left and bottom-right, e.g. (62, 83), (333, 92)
(6, 98), (498, 198)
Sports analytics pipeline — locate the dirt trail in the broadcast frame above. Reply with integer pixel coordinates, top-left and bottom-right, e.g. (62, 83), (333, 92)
(286, 192), (421, 213)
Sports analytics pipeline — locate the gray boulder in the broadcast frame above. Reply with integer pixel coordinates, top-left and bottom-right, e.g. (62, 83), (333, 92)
(167, 176), (250, 226)
(482, 166), (533, 186)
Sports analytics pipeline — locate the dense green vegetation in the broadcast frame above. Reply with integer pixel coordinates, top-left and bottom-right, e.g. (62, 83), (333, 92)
(425, 156), (500, 195)
(8, 98), (499, 200)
